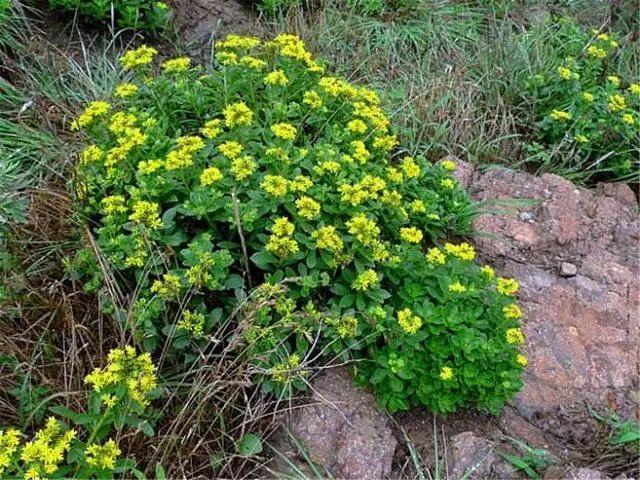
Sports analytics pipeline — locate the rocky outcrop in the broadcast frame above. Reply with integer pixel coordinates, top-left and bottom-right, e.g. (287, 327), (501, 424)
(278, 367), (396, 479)
(466, 166), (639, 420)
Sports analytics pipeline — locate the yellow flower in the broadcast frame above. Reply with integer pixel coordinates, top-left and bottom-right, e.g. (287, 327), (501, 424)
(497, 277), (520, 296)
(289, 175), (313, 192)
(346, 119), (368, 134)
(440, 178), (454, 189)
(114, 83), (138, 98)
(311, 225), (343, 253)
(608, 94), (626, 112)
(239, 55), (267, 69)
(150, 273), (182, 298)
(346, 213), (380, 246)
(162, 57), (191, 73)
(271, 122), (297, 140)
(444, 242), (475, 261)
(503, 304), (523, 319)
(230, 156), (256, 181)
(71, 100), (111, 130)
(557, 66), (572, 80)
(448, 281), (467, 293)
(399, 227), (423, 243)
(177, 310), (206, 337)
(386, 166), (403, 183)
(397, 308), (422, 334)
(271, 217), (295, 237)
(200, 167), (223, 186)
(351, 269), (379, 291)
(261, 175), (289, 197)
(506, 327), (525, 345)
(439, 366), (454, 381)
(351, 140), (370, 164)
(295, 196), (321, 219)
(80, 145), (104, 164)
(607, 75), (620, 87)
(426, 247), (446, 264)
(201, 119), (223, 139)
(481, 265), (495, 278)
(129, 201), (162, 230)
(372, 134), (398, 152)
(622, 113), (635, 125)
(302, 90), (323, 109)
(550, 109), (572, 121)
(401, 156), (420, 178)
(85, 346), (157, 407)
(119, 45), (157, 70)
(215, 51), (238, 65)
(516, 354), (528, 367)
(101, 195), (127, 215)
(441, 159), (456, 171)
(85, 439), (121, 470)
(264, 69), (289, 86)
(217, 34), (260, 50)
(587, 45), (607, 59)
(582, 92), (595, 102)
(409, 199), (426, 213)
(266, 235), (299, 258)
(0, 428), (21, 477)
(223, 101), (253, 128)
(629, 83), (640, 96)
(218, 140), (244, 158)
(574, 134), (589, 144)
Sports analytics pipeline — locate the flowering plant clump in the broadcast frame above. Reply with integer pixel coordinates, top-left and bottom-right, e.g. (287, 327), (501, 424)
(48, 0), (171, 31)
(72, 34), (525, 414)
(525, 20), (639, 181)
(0, 346), (156, 479)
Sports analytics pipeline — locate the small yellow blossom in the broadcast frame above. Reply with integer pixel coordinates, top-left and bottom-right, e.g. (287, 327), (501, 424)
(574, 134), (589, 144)
(351, 140), (370, 164)
(302, 90), (323, 109)
(607, 75), (620, 87)
(347, 119), (368, 134)
(481, 265), (495, 278)
(129, 201), (162, 230)
(218, 140), (244, 158)
(426, 247), (446, 264)
(346, 213), (380, 246)
(444, 242), (476, 261)
(223, 101), (253, 128)
(351, 269), (379, 291)
(557, 66), (572, 80)
(622, 113), (635, 125)
(439, 366), (454, 381)
(516, 354), (528, 367)
(503, 304), (523, 319)
(608, 94), (626, 112)
(582, 92), (595, 102)
(150, 273), (182, 298)
(230, 156), (256, 181)
(271, 122), (297, 140)
(399, 227), (423, 244)
(114, 83), (138, 98)
(550, 109), (572, 121)
(177, 310), (206, 337)
(200, 167), (223, 186)
(162, 57), (191, 73)
(397, 308), (422, 334)
(295, 196), (321, 219)
(497, 277), (520, 296)
(261, 175), (289, 197)
(440, 178), (454, 189)
(311, 225), (343, 253)
(71, 101), (111, 130)
(448, 281), (467, 293)
(215, 51), (238, 65)
(629, 83), (640, 96)
(401, 156), (420, 178)
(120, 45), (157, 70)
(441, 159), (456, 171)
(85, 439), (121, 470)
(587, 45), (607, 59)
(271, 217), (295, 237)
(201, 119), (223, 139)
(506, 327), (525, 345)
(265, 69), (289, 86)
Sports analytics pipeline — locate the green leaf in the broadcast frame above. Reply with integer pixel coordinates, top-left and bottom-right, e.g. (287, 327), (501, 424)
(236, 433), (263, 456)
(155, 463), (166, 480)
(250, 250), (277, 270)
(49, 405), (81, 422)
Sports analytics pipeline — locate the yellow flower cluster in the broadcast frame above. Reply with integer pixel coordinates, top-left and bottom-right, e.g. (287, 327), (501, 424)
(328, 315), (358, 339)
(550, 109), (572, 121)
(399, 227), (423, 243)
(265, 69), (289, 86)
(150, 273), (182, 298)
(497, 277), (520, 296)
(261, 175), (289, 197)
(129, 200), (162, 230)
(201, 166), (223, 186)
(0, 429), (20, 477)
(119, 45), (158, 70)
(608, 94), (626, 112)
(166, 135), (205, 170)
(295, 196), (321, 219)
(351, 269), (379, 291)
(271, 122), (297, 140)
(312, 225), (343, 253)
(503, 303), (523, 319)
(444, 242), (476, 261)
(426, 247), (446, 264)
(20, 417), (76, 479)
(448, 281), (467, 293)
(114, 83), (138, 98)
(85, 439), (121, 470)
(516, 354), (528, 367)
(271, 353), (302, 383)
(84, 346), (157, 407)
(397, 308), (422, 334)
(177, 310), (206, 337)
(439, 366), (454, 381)
(223, 101), (254, 128)
(346, 213), (380, 246)
(266, 217), (299, 258)
(162, 56), (191, 73)
(71, 100), (111, 130)
(506, 327), (525, 345)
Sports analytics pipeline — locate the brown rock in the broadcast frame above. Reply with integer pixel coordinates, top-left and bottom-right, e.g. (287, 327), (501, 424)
(447, 431), (521, 480)
(562, 467), (610, 480)
(281, 367), (396, 479)
(468, 165), (640, 420)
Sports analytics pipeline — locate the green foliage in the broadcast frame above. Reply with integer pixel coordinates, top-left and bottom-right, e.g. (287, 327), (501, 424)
(498, 436), (554, 479)
(523, 18), (639, 181)
(48, 0), (171, 31)
(0, 346), (157, 479)
(72, 34), (524, 414)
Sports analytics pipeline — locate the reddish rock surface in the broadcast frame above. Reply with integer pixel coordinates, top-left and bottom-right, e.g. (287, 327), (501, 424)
(465, 167), (639, 419)
(280, 367), (396, 479)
